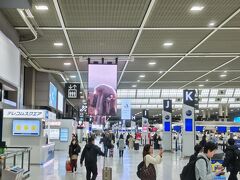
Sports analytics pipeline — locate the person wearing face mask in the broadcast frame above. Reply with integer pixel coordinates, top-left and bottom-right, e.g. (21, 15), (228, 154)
(69, 139), (81, 173)
(195, 141), (224, 180)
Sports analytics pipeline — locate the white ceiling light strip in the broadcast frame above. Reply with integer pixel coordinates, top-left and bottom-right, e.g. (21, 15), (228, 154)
(53, 0), (86, 97)
(118, 0), (156, 86)
(148, 8), (240, 89)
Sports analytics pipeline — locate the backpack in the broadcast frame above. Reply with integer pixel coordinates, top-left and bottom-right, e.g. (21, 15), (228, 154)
(234, 149), (240, 171)
(85, 147), (95, 165)
(136, 161), (144, 178)
(180, 157), (207, 180)
(136, 160), (156, 180)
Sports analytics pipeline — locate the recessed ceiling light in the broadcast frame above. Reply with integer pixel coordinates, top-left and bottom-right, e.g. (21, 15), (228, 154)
(208, 21), (216, 27)
(137, 80), (140, 82)
(224, 70), (227, 73)
(35, 5), (48, 11)
(54, 42), (63, 46)
(220, 74), (227, 77)
(139, 74), (145, 78)
(132, 85), (137, 88)
(163, 42), (173, 47)
(64, 62), (71, 66)
(70, 75), (76, 78)
(66, 78), (69, 81)
(199, 84), (204, 87)
(148, 62), (156, 65)
(205, 79), (209, 82)
(159, 71), (163, 74)
(190, 5), (204, 12)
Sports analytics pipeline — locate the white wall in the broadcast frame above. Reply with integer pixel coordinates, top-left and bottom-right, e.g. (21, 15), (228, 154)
(0, 31), (20, 88)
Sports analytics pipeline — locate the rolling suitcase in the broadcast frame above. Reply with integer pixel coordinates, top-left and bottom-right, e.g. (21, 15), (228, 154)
(66, 159), (72, 172)
(102, 158), (112, 180)
(134, 143), (139, 150)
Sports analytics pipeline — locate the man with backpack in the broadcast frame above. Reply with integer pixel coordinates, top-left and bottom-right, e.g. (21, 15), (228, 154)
(80, 137), (105, 180)
(180, 142), (223, 180)
(223, 138), (240, 180)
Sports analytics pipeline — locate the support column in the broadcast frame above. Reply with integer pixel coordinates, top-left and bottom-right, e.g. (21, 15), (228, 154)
(0, 83), (6, 147)
(207, 110), (211, 120)
(162, 100), (172, 151)
(224, 105), (228, 122)
(202, 110), (206, 119)
(219, 104), (223, 121)
(182, 90), (196, 157)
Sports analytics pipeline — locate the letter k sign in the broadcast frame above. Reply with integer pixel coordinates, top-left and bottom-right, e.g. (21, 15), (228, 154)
(185, 91), (193, 101)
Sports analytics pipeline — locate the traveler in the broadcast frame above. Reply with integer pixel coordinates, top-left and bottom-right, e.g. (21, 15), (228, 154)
(68, 139), (81, 172)
(117, 134), (125, 158)
(100, 133), (111, 157)
(140, 144), (163, 180)
(195, 142), (223, 180)
(80, 137), (105, 180)
(189, 144), (203, 162)
(126, 133), (130, 146)
(199, 134), (207, 148)
(128, 135), (134, 150)
(223, 138), (239, 180)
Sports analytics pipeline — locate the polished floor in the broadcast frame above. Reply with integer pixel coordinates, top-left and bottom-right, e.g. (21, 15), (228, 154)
(28, 143), (239, 180)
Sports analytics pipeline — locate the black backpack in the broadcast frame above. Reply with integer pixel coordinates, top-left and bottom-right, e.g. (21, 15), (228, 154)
(234, 149), (240, 171)
(136, 161), (144, 179)
(180, 157), (207, 180)
(85, 147), (95, 165)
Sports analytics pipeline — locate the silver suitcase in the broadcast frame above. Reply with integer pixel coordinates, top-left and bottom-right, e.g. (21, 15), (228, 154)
(102, 158), (112, 180)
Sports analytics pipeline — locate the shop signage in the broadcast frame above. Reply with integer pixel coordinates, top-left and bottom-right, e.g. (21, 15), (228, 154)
(65, 83), (80, 99)
(4, 109), (45, 119)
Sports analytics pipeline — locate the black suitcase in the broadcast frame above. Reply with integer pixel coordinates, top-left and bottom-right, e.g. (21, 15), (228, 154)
(134, 143), (139, 150)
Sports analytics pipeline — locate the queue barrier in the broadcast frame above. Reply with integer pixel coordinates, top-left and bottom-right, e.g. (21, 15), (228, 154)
(0, 147), (31, 180)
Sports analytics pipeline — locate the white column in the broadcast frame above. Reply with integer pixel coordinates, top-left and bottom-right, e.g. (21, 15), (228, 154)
(224, 105), (228, 122)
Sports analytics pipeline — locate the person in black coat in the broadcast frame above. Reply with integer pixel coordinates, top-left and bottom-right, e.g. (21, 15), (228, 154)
(223, 138), (239, 180)
(69, 139), (81, 172)
(80, 137), (105, 180)
(189, 144), (203, 162)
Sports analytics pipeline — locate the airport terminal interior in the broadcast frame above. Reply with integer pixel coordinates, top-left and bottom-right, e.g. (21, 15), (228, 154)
(1, 0), (240, 180)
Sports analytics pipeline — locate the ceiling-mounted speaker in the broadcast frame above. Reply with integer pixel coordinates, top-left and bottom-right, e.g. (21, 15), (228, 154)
(236, 98), (240, 102)
(218, 90), (226, 95)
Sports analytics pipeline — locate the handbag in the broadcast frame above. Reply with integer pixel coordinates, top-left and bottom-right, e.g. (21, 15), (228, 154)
(140, 158), (156, 180)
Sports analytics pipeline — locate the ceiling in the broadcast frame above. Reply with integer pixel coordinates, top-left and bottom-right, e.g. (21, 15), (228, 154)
(1, 0), (240, 110)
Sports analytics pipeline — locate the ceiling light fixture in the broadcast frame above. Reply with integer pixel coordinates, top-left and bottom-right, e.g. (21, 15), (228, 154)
(54, 42), (63, 46)
(199, 84), (204, 87)
(132, 85), (137, 88)
(35, 5), (49, 11)
(64, 62), (71, 66)
(190, 5), (204, 12)
(139, 74), (145, 78)
(70, 75), (76, 78)
(205, 79), (209, 82)
(148, 62), (156, 65)
(208, 21), (216, 27)
(220, 74), (227, 77)
(159, 71), (163, 74)
(163, 42), (173, 47)
(224, 70), (227, 73)
(137, 80), (140, 82)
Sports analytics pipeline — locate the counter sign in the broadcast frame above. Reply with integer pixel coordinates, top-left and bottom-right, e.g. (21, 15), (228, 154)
(65, 83), (80, 99)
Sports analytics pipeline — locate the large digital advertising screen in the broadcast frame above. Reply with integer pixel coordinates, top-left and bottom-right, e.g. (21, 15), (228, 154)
(12, 119), (40, 136)
(88, 64), (117, 124)
(49, 82), (57, 109)
(58, 92), (64, 112)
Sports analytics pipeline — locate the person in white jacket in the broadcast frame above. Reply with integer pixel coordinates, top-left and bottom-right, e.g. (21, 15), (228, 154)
(142, 144), (163, 180)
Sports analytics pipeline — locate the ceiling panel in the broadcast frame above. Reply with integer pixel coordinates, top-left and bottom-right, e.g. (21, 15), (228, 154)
(172, 57), (233, 71)
(146, 0), (240, 27)
(35, 58), (76, 71)
(185, 82), (223, 89)
(121, 72), (159, 81)
(68, 30), (138, 54)
(59, 0), (150, 27)
(1, 9), (25, 26)
(31, 0), (61, 27)
(126, 57), (179, 71)
(219, 82), (240, 88)
(194, 30), (240, 53)
(218, 58), (240, 70)
(160, 72), (206, 81)
(118, 83), (151, 89)
(197, 72), (240, 82)
(224, 13), (240, 27)
(134, 30), (211, 53)
(78, 60), (126, 71)
(150, 82), (186, 89)
(20, 30), (70, 54)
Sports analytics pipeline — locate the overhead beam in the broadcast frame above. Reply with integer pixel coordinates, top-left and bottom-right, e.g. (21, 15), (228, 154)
(147, 7), (240, 89)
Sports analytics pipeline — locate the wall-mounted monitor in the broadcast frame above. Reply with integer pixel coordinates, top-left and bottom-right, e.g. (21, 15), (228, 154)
(12, 119), (40, 136)
(230, 127), (240, 132)
(216, 126), (227, 133)
(58, 92), (64, 112)
(234, 117), (240, 123)
(44, 129), (60, 139)
(196, 126), (204, 132)
(164, 122), (171, 132)
(60, 128), (69, 142)
(185, 119), (193, 132)
(49, 82), (57, 109)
